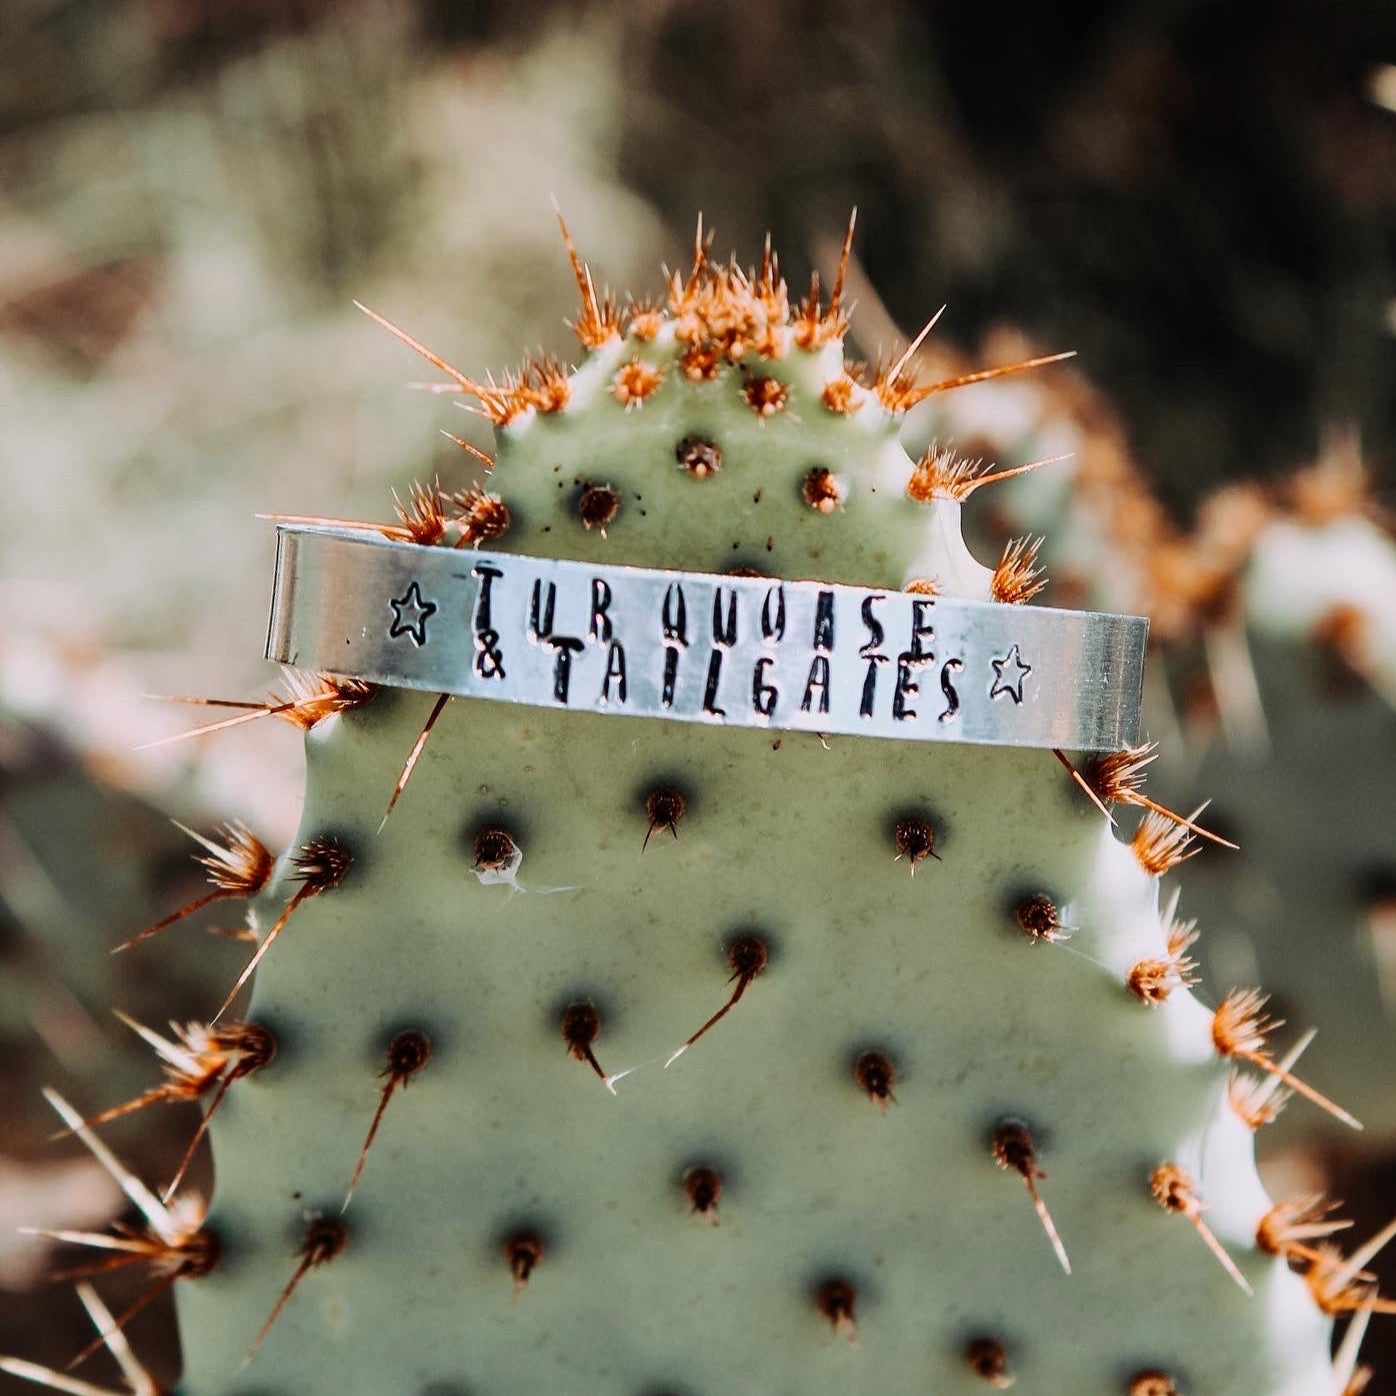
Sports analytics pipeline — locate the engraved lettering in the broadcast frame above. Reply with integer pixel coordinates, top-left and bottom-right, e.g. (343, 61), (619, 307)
(475, 628), (506, 680)
(529, 580), (557, 642)
(895, 599), (936, 721)
(468, 567), (504, 676)
(703, 650), (726, 716)
(599, 641), (627, 703)
(813, 590), (836, 651)
(546, 635), (585, 703)
(470, 564), (503, 632)
(662, 584), (689, 646)
(939, 657), (964, 722)
(661, 646), (681, 708)
(858, 593), (888, 718)
(589, 578), (614, 642)
(752, 657), (779, 717)
(712, 588), (738, 648)
(859, 595), (886, 654)
(893, 653), (933, 721)
(909, 598), (936, 659)
(760, 585), (787, 642)
(859, 654), (887, 717)
(801, 654), (831, 714)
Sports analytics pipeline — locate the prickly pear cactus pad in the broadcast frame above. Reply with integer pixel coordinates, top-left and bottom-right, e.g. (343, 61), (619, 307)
(13, 218), (1392, 1396)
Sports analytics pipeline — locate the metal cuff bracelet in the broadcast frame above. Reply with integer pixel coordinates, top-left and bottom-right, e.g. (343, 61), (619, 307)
(266, 525), (1147, 752)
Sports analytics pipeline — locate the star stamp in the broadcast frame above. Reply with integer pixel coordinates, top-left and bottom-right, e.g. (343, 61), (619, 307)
(388, 581), (436, 647)
(989, 644), (1032, 705)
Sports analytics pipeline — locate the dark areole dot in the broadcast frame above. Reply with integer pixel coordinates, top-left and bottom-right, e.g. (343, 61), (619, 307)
(813, 1276), (858, 1327)
(853, 1049), (896, 1104)
(503, 1231), (545, 1290)
(742, 374), (789, 416)
(675, 434), (723, 477)
(643, 786), (686, 845)
(292, 834), (356, 891)
(682, 1165), (723, 1218)
(472, 825), (517, 872)
(1128, 1373), (1181, 1396)
(300, 1214), (350, 1264)
(182, 1224), (223, 1278)
(964, 1334), (1012, 1386)
(384, 1028), (432, 1078)
(561, 1001), (603, 1050)
(1014, 892), (1061, 940)
(893, 815), (939, 868)
(989, 1117), (1043, 1176)
(725, 933), (770, 980)
(577, 483), (621, 530)
(800, 466), (844, 513)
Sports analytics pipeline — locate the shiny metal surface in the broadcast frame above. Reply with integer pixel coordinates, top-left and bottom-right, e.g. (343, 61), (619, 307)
(266, 525), (1147, 751)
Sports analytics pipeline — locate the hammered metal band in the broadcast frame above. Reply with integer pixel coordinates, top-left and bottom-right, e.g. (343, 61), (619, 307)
(265, 525), (1147, 752)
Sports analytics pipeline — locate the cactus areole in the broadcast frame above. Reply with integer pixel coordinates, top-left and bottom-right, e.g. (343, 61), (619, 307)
(14, 217), (1385, 1396)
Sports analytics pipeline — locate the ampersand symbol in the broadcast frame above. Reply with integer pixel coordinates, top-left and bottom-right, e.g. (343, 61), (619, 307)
(475, 629), (506, 680)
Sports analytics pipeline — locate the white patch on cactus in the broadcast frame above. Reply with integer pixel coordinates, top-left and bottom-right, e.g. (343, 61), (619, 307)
(903, 497), (993, 599)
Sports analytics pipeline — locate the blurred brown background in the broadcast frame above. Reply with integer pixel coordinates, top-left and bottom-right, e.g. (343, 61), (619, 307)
(1, 0), (1393, 1390)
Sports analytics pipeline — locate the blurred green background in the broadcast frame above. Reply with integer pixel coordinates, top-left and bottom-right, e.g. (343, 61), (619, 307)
(1, 0), (1393, 1389)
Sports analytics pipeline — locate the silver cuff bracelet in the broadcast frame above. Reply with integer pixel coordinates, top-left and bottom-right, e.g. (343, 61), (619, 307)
(266, 525), (1147, 752)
